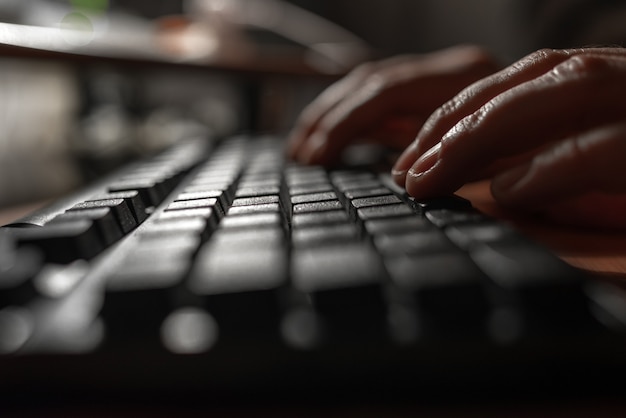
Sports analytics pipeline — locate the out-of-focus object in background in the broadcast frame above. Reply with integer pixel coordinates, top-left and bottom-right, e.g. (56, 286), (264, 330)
(0, 59), (81, 207)
(180, 0), (371, 73)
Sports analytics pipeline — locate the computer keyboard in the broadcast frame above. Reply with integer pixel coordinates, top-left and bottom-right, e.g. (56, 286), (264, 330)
(2, 135), (626, 404)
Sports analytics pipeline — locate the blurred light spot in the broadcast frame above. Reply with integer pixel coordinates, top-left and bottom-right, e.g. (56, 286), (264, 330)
(60, 12), (95, 46)
(0, 307), (34, 354)
(161, 307), (218, 354)
(34, 261), (88, 298)
(70, 0), (109, 13)
(281, 308), (323, 349)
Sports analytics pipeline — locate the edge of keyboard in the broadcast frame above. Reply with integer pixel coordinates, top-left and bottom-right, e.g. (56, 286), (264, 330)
(2, 135), (626, 405)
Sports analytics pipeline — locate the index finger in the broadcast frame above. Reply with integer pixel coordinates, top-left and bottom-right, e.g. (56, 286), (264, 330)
(404, 52), (626, 198)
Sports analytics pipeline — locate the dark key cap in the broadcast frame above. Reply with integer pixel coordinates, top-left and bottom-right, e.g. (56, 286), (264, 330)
(156, 208), (219, 234)
(88, 191), (148, 223)
(220, 213), (283, 229)
(349, 195), (403, 219)
(50, 208), (123, 246)
(103, 244), (196, 341)
(344, 187), (393, 200)
(386, 252), (490, 337)
(425, 208), (488, 228)
(470, 242), (591, 338)
(108, 178), (169, 207)
(357, 204), (414, 221)
(291, 244), (387, 340)
(176, 190), (229, 215)
(289, 183), (334, 196)
(70, 198), (136, 233)
(235, 185), (281, 198)
(364, 216), (431, 236)
(209, 227), (284, 250)
(408, 195), (472, 214)
(374, 229), (454, 256)
(140, 218), (210, 239)
(335, 179), (383, 193)
(232, 195), (280, 207)
(292, 224), (359, 247)
(292, 200), (343, 214)
(166, 198), (219, 212)
(227, 203), (281, 216)
(290, 192), (337, 205)
(444, 221), (519, 249)
(189, 245), (288, 339)
(11, 219), (104, 263)
(291, 210), (349, 228)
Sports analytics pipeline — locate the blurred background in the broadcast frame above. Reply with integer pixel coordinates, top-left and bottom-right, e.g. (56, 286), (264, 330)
(0, 0), (624, 207)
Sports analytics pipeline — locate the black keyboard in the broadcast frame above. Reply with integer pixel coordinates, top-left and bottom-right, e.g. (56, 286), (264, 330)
(2, 135), (626, 405)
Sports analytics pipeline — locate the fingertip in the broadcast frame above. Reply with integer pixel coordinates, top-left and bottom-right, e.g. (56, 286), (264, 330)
(391, 141), (420, 184)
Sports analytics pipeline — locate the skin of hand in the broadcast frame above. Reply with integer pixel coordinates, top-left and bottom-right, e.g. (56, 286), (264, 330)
(392, 47), (626, 228)
(287, 45), (500, 165)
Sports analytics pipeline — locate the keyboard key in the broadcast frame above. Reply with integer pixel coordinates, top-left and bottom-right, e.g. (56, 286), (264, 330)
(50, 208), (123, 246)
(220, 213), (283, 229)
(290, 192), (337, 205)
(357, 204), (414, 221)
(70, 198), (137, 234)
(386, 252), (489, 336)
(11, 219), (104, 263)
(292, 224), (359, 247)
(227, 203), (281, 216)
(291, 244), (387, 340)
(470, 242), (592, 336)
(425, 208), (487, 228)
(232, 196), (280, 207)
(374, 229), (455, 256)
(289, 183), (333, 196)
(292, 201), (343, 214)
(166, 198), (219, 211)
(189, 246), (288, 339)
(364, 217), (430, 236)
(88, 191), (148, 224)
(291, 210), (349, 228)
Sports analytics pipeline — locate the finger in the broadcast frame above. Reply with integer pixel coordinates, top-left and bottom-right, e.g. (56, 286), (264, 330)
(404, 53), (626, 198)
(491, 121), (626, 208)
(293, 46), (498, 165)
(287, 54), (421, 160)
(287, 62), (377, 160)
(535, 193), (626, 230)
(392, 47), (626, 185)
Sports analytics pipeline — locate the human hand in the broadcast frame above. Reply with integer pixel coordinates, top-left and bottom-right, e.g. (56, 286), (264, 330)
(392, 48), (626, 228)
(287, 45), (499, 165)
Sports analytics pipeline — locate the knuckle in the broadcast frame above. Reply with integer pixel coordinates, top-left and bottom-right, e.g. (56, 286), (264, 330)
(458, 45), (495, 66)
(551, 55), (611, 80)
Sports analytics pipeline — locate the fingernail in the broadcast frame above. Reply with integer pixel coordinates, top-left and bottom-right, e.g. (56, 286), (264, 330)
(392, 141), (420, 180)
(407, 142), (440, 179)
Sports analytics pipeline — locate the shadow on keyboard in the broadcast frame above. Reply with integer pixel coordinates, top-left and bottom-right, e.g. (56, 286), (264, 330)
(2, 135), (626, 407)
